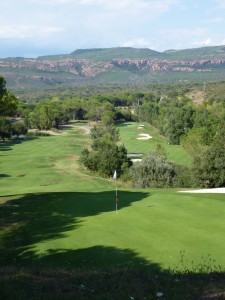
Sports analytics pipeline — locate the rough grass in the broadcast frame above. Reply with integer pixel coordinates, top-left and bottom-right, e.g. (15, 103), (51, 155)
(0, 122), (225, 299)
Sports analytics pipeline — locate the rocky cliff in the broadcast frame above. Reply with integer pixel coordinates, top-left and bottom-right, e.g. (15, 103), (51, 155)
(1, 46), (225, 89)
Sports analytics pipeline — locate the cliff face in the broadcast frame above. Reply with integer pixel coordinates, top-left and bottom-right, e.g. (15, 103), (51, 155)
(1, 57), (224, 75)
(1, 46), (225, 89)
(110, 58), (225, 73)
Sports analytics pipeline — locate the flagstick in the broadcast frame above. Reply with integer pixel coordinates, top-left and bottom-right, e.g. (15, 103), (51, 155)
(113, 170), (118, 214)
(116, 185), (118, 213)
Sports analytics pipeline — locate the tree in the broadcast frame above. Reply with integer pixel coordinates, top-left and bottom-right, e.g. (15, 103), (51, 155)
(12, 121), (28, 137)
(0, 91), (18, 117)
(193, 127), (225, 188)
(180, 127), (209, 160)
(90, 124), (119, 144)
(0, 117), (12, 140)
(0, 76), (7, 99)
(130, 152), (176, 188)
(162, 104), (195, 144)
(84, 99), (103, 121)
(37, 105), (53, 130)
(101, 110), (115, 126)
(0, 77), (19, 140)
(81, 120), (131, 178)
(26, 100), (65, 130)
(63, 97), (85, 120)
(139, 102), (159, 124)
(80, 141), (131, 178)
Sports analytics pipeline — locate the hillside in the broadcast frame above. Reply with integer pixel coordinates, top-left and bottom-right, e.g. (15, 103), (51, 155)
(1, 45), (225, 91)
(163, 45), (225, 60)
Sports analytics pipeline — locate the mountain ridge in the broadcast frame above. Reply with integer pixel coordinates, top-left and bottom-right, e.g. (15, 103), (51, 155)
(1, 45), (225, 90)
(37, 45), (225, 61)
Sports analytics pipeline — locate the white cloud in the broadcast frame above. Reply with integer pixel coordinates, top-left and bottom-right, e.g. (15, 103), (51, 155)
(215, 0), (225, 9)
(191, 38), (215, 47)
(81, 0), (147, 9)
(32, 0), (76, 4)
(202, 38), (213, 46)
(2, 0), (224, 57)
(153, 28), (216, 50)
(32, 0), (181, 10)
(205, 17), (224, 24)
(159, 28), (210, 40)
(0, 24), (64, 40)
(122, 38), (155, 49)
(81, 0), (181, 15)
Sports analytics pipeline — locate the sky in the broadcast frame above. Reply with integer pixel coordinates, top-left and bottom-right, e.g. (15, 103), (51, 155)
(1, 0), (225, 58)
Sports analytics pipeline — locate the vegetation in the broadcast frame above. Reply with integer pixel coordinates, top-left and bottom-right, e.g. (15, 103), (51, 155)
(130, 152), (176, 188)
(0, 76), (27, 140)
(1, 122), (225, 299)
(0, 77), (18, 116)
(2, 72), (225, 297)
(26, 98), (68, 130)
(2, 71), (225, 188)
(2, 45), (225, 91)
(80, 112), (131, 178)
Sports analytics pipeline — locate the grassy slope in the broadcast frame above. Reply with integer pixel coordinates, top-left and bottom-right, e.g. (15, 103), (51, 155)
(40, 45), (225, 61)
(163, 45), (225, 60)
(41, 47), (162, 61)
(1, 122), (225, 298)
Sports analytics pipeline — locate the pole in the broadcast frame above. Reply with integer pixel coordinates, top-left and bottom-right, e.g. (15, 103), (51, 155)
(113, 170), (118, 214)
(116, 186), (118, 213)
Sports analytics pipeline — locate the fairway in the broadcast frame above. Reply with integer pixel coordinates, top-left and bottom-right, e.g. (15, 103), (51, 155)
(0, 123), (225, 273)
(118, 122), (192, 166)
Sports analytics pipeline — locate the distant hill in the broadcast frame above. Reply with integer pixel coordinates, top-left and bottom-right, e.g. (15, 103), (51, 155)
(1, 45), (225, 91)
(162, 45), (225, 60)
(69, 47), (161, 61)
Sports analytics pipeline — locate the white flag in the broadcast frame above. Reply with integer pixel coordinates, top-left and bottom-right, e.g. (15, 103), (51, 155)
(113, 170), (117, 180)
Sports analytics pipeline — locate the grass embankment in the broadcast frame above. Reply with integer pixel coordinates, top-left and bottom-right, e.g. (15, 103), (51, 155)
(0, 122), (225, 299)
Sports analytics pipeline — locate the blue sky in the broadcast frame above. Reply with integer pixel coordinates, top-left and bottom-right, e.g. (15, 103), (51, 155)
(1, 0), (225, 58)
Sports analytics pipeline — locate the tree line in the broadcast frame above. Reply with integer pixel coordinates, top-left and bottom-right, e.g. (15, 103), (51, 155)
(0, 76), (27, 140)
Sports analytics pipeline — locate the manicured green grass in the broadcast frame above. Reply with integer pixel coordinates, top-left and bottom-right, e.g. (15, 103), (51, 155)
(1, 123), (224, 273)
(1, 123), (225, 298)
(118, 122), (193, 166)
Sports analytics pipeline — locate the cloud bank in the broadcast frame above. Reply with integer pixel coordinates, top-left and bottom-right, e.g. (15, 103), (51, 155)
(0, 0), (225, 57)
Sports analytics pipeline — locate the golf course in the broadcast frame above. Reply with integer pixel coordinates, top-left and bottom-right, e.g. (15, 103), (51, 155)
(1, 121), (225, 299)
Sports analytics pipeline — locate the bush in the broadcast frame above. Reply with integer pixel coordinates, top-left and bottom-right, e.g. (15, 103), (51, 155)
(12, 121), (28, 137)
(80, 143), (132, 178)
(0, 117), (12, 140)
(130, 152), (176, 188)
(173, 165), (196, 188)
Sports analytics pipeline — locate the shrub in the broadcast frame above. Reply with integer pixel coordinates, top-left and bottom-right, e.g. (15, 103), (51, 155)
(130, 152), (176, 188)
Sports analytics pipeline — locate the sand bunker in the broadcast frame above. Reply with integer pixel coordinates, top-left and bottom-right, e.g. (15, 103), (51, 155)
(180, 188), (225, 193)
(131, 159), (142, 162)
(137, 134), (152, 140)
(137, 124), (145, 129)
(127, 153), (143, 158)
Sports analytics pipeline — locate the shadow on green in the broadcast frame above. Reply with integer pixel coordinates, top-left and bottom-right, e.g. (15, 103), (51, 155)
(0, 174), (11, 178)
(0, 190), (150, 269)
(1, 178), (225, 299)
